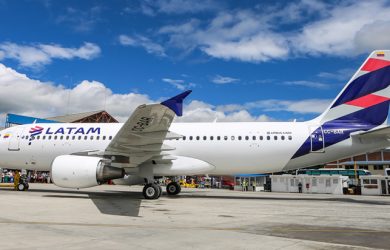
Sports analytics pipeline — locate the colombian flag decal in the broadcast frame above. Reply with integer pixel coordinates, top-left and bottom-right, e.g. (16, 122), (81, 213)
(377, 51), (385, 57)
(3, 134), (10, 138)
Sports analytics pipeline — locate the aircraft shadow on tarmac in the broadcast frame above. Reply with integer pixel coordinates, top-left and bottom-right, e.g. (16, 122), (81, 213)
(0, 188), (143, 217)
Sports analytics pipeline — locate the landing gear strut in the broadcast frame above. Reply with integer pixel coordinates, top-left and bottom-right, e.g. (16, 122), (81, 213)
(142, 183), (162, 200)
(166, 182), (181, 196)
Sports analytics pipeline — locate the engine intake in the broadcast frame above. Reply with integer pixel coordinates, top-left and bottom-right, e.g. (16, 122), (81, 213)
(51, 155), (124, 189)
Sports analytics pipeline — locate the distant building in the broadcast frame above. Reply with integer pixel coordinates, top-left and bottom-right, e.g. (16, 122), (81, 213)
(47, 110), (118, 123)
(325, 149), (390, 175)
(5, 110), (118, 128)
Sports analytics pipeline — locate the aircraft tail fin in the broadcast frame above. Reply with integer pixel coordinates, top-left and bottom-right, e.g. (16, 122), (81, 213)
(319, 50), (390, 126)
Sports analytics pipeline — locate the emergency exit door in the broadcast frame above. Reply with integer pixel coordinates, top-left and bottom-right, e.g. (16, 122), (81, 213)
(8, 127), (24, 151)
(309, 126), (325, 153)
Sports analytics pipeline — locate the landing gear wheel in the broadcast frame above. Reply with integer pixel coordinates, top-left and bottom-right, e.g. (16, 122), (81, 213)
(166, 182), (181, 195)
(143, 183), (160, 200)
(158, 185), (163, 197)
(17, 183), (26, 191)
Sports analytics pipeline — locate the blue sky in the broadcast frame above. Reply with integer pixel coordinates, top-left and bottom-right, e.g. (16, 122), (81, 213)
(0, 0), (390, 122)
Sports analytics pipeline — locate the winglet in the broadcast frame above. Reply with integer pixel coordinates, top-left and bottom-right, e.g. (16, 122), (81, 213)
(161, 90), (192, 116)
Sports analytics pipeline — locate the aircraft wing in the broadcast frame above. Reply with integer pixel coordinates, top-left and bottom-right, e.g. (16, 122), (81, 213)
(103, 90), (191, 168)
(351, 126), (390, 143)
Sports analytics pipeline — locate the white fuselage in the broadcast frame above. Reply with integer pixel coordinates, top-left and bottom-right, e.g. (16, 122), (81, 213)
(0, 122), (388, 175)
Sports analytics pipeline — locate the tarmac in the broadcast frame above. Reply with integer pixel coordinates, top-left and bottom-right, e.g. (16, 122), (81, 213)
(0, 184), (389, 250)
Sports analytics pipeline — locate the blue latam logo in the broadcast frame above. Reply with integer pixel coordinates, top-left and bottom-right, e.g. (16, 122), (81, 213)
(29, 126), (44, 136)
(29, 126), (101, 135)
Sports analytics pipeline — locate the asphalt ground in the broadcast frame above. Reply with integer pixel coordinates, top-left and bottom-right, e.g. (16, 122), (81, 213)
(0, 184), (389, 250)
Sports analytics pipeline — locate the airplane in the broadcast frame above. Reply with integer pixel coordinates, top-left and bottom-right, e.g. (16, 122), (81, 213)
(0, 50), (390, 200)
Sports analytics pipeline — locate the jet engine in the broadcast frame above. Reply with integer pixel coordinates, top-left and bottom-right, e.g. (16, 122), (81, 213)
(51, 155), (124, 188)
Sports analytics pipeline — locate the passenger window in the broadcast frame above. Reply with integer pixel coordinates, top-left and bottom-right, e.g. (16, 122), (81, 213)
(43, 136), (46, 140)
(183, 136), (186, 140)
(72, 136), (75, 140)
(238, 136), (242, 140)
(48, 136), (51, 140)
(103, 136), (106, 140)
(217, 136), (221, 140)
(231, 136), (235, 140)
(37, 136), (40, 140)
(189, 136), (193, 140)
(196, 136), (200, 140)
(90, 136), (94, 140)
(78, 136), (82, 140)
(54, 136), (57, 140)
(260, 136), (263, 140)
(288, 135), (292, 140)
(109, 136), (113, 140)
(274, 136), (277, 140)
(224, 136), (228, 140)
(60, 136), (64, 140)
(210, 136), (214, 140)
(266, 136), (270, 140)
(252, 136), (256, 140)
(203, 136), (207, 140)
(245, 136), (249, 140)
(96, 136), (100, 140)
(66, 136), (69, 140)
(281, 136), (285, 140)
(84, 136), (88, 140)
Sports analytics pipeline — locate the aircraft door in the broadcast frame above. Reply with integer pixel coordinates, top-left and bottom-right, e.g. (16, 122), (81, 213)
(8, 127), (24, 151)
(309, 126), (325, 153)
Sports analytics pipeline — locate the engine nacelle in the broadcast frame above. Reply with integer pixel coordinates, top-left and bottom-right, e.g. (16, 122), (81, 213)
(51, 155), (124, 189)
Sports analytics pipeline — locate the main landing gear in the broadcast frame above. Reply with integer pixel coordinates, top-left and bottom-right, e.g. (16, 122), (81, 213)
(142, 183), (162, 200)
(142, 181), (181, 199)
(166, 182), (181, 196)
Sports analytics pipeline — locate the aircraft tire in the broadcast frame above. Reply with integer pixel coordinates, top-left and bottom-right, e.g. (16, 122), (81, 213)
(166, 182), (181, 195)
(158, 185), (162, 197)
(143, 183), (160, 199)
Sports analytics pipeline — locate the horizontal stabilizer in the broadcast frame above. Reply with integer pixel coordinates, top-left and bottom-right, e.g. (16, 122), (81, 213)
(351, 126), (390, 143)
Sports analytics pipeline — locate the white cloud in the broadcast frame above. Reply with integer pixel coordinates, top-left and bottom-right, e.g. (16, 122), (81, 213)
(0, 42), (101, 69)
(176, 100), (275, 122)
(162, 78), (195, 90)
(317, 68), (355, 81)
(282, 80), (329, 89)
(292, 1), (390, 56)
(119, 34), (166, 57)
(354, 20), (390, 53)
(0, 63), (151, 123)
(154, 1), (390, 62)
(212, 75), (239, 84)
(139, 0), (221, 16)
(56, 6), (103, 32)
(245, 99), (331, 114)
